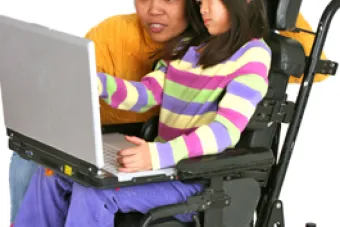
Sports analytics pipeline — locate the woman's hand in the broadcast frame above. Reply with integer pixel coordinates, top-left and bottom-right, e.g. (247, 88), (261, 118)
(117, 136), (153, 173)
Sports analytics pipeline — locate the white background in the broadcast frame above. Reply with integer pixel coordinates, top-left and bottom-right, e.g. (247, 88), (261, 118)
(0, 0), (339, 226)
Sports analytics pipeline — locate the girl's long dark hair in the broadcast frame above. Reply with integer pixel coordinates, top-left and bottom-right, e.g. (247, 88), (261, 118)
(162, 0), (269, 69)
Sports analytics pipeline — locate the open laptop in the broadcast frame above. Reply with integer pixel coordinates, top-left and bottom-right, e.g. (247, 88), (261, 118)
(0, 15), (176, 188)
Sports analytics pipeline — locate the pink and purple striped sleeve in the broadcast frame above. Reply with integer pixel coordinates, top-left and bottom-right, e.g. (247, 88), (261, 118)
(97, 60), (167, 112)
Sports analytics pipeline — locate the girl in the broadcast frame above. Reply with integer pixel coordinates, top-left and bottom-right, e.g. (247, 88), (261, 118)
(14, 0), (271, 226)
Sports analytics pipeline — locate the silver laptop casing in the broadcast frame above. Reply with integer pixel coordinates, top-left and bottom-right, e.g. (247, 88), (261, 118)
(0, 15), (105, 168)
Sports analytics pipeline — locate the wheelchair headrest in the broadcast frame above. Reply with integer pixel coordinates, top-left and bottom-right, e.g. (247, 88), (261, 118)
(266, 0), (303, 30)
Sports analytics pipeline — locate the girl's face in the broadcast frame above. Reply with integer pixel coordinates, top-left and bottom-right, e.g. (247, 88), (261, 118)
(197, 0), (230, 35)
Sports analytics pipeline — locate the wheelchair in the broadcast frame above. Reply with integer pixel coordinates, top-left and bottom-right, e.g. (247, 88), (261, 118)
(99, 0), (340, 226)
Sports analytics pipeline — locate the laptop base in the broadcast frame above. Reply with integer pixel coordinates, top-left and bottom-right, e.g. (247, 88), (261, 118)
(7, 128), (177, 189)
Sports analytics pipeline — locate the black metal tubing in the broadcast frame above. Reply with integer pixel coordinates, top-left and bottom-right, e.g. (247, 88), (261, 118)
(256, 0), (340, 226)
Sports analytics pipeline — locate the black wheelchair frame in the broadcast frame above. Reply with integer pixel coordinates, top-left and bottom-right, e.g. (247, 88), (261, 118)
(256, 1), (340, 226)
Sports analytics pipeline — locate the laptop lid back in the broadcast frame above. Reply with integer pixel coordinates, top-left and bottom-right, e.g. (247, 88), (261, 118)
(0, 16), (104, 168)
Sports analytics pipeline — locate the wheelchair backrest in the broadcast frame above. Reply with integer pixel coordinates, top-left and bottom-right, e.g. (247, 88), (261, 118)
(266, 0), (303, 30)
(236, 0), (305, 152)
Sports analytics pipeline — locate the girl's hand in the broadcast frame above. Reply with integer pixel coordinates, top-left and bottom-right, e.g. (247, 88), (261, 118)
(117, 136), (152, 173)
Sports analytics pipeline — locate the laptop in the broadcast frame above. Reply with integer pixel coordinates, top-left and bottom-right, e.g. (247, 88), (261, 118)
(0, 15), (176, 188)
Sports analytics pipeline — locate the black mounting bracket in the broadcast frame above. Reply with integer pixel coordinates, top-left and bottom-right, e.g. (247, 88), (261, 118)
(308, 58), (338, 75)
(266, 200), (285, 227)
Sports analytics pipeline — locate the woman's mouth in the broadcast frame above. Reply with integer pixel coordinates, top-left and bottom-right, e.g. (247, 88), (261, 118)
(149, 23), (166, 33)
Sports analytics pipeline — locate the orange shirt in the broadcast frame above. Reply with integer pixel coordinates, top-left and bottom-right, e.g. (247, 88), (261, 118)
(85, 13), (328, 125)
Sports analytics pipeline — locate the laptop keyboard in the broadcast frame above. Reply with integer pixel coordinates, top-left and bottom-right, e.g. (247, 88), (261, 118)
(102, 142), (120, 173)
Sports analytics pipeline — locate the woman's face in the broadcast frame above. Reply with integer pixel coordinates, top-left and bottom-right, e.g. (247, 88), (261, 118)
(136, 0), (188, 43)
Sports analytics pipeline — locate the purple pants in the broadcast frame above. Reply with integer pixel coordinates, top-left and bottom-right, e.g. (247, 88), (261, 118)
(14, 167), (203, 227)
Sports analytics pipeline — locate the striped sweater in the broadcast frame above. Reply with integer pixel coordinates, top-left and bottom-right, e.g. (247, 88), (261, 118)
(85, 13), (326, 125)
(97, 38), (272, 170)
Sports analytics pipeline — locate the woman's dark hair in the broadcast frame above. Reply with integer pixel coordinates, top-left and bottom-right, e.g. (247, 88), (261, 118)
(160, 0), (269, 69)
(198, 0), (269, 68)
(160, 0), (210, 61)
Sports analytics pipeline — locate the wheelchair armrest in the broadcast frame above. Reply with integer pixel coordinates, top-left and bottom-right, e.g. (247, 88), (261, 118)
(176, 147), (275, 180)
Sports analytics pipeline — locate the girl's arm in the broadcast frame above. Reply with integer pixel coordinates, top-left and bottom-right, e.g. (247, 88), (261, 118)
(148, 46), (272, 170)
(97, 60), (167, 113)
